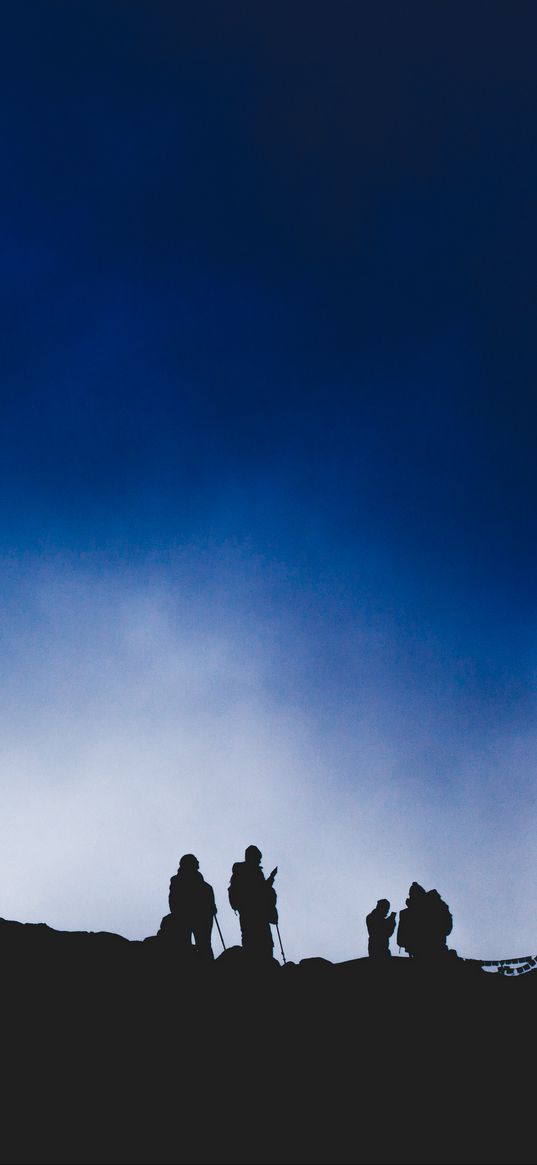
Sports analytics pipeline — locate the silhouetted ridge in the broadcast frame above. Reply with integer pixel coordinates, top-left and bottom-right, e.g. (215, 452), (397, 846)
(0, 913), (534, 1164)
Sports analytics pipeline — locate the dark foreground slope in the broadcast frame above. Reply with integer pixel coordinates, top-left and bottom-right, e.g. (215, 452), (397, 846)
(0, 919), (534, 1165)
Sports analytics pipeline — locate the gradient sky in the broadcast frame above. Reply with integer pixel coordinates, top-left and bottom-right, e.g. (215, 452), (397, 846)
(1, 2), (536, 962)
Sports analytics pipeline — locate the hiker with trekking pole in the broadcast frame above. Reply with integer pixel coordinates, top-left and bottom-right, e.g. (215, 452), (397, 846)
(159, 853), (219, 960)
(228, 845), (283, 961)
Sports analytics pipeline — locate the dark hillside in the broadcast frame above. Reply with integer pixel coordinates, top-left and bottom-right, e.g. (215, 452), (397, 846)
(0, 919), (534, 1164)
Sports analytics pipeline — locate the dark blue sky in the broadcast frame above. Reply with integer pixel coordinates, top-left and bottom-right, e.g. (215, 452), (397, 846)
(1, 3), (536, 956)
(3, 1), (536, 573)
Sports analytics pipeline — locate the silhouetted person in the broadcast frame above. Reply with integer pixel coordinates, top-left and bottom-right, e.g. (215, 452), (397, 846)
(366, 898), (396, 958)
(421, 888), (453, 957)
(396, 882), (427, 956)
(167, 854), (216, 960)
(228, 845), (278, 958)
(397, 882), (452, 958)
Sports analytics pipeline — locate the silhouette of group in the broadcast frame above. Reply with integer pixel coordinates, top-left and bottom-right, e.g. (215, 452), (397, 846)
(159, 845), (280, 961)
(158, 848), (454, 963)
(367, 882), (453, 959)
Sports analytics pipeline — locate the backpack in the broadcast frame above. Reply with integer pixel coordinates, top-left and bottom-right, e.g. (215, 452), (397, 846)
(228, 863), (243, 911)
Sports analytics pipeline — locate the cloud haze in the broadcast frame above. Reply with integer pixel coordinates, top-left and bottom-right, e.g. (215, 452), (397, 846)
(0, 550), (535, 963)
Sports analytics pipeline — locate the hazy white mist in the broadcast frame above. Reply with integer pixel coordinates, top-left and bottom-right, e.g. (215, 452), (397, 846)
(0, 551), (535, 962)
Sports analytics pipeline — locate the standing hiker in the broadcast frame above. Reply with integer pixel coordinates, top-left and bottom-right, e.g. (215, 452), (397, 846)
(397, 882), (452, 957)
(396, 882), (427, 957)
(163, 853), (216, 959)
(228, 845), (278, 959)
(366, 898), (397, 958)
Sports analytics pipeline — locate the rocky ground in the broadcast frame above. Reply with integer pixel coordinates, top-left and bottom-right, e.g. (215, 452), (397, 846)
(0, 918), (534, 1164)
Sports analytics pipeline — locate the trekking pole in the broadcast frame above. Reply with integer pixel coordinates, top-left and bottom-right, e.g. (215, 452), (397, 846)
(214, 913), (226, 952)
(275, 923), (286, 964)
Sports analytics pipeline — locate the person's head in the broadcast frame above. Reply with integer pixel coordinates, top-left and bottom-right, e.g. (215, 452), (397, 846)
(245, 845), (262, 866)
(179, 853), (199, 874)
(408, 882), (425, 902)
(377, 899), (390, 915)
